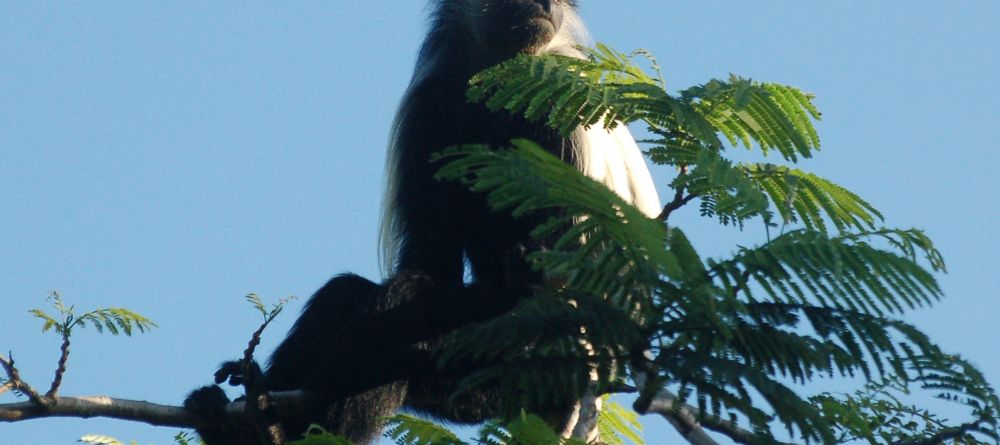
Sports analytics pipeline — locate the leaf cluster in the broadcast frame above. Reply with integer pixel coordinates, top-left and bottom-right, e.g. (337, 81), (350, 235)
(30, 291), (156, 337)
(384, 413), (596, 445)
(434, 46), (1000, 444)
(813, 372), (998, 445)
(597, 399), (644, 445)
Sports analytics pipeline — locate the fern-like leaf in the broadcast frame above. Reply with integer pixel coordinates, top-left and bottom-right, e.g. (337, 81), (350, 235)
(30, 292), (156, 337)
(683, 75), (821, 161)
(709, 229), (943, 315)
(746, 164), (883, 233)
(384, 414), (465, 445)
(598, 399), (644, 445)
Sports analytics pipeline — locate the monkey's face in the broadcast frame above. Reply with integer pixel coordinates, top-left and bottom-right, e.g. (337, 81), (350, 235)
(475, 0), (572, 57)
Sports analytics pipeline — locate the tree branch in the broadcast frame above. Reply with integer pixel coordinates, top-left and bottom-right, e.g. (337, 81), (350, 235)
(731, 269), (753, 299)
(243, 312), (287, 445)
(567, 377), (601, 442)
(632, 358), (796, 445)
(891, 417), (989, 445)
(47, 335), (71, 398)
(0, 391), (310, 429)
(638, 388), (800, 445)
(634, 387), (720, 445)
(0, 396), (196, 427)
(0, 353), (49, 407)
(658, 166), (697, 222)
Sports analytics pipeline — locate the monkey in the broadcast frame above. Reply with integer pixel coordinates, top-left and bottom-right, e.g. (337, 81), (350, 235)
(380, 0), (661, 292)
(185, 1), (661, 443)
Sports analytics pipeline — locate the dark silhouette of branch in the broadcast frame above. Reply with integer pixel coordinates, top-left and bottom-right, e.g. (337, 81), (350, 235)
(0, 353), (49, 407)
(892, 417), (989, 445)
(47, 335), (71, 398)
(658, 165), (697, 222)
(243, 310), (288, 445)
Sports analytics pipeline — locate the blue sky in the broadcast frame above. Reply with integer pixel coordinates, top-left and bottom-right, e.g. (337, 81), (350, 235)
(2, 2), (998, 444)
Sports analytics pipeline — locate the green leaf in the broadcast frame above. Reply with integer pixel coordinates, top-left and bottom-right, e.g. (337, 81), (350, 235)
(598, 399), (644, 445)
(746, 164), (883, 233)
(384, 414), (464, 445)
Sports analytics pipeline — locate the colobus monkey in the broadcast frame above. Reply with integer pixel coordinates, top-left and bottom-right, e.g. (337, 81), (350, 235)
(185, 1), (660, 444)
(380, 0), (661, 290)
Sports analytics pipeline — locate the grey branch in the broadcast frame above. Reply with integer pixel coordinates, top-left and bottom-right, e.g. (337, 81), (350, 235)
(0, 396), (197, 427)
(566, 394), (601, 442)
(0, 353), (48, 406)
(638, 387), (798, 445)
(0, 390), (309, 429)
(636, 389), (720, 445)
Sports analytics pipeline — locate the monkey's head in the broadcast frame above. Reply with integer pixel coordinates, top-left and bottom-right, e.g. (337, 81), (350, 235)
(472, 0), (578, 58)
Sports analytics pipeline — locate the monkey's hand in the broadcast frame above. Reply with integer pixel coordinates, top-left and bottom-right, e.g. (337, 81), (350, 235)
(185, 385), (264, 444)
(184, 385), (231, 421)
(213, 359), (263, 388)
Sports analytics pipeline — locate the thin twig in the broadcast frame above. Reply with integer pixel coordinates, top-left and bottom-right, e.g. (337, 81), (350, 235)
(892, 417), (988, 445)
(47, 335), (71, 398)
(243, 313), (287, 444)
(731, 269), (753, 299)
(660, 194), (698, 222)
(659, 166), (697, 221)
(0, 353), (49, 407)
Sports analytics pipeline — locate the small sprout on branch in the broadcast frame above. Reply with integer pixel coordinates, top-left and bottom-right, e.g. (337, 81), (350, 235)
(25, 292), (157, 398)
(230, 293), (298, 444)
(173, 431), (199, 445)
(246, 293), (297, 325)
(30, 291), (157, 337)
(239, 293), (296, 366)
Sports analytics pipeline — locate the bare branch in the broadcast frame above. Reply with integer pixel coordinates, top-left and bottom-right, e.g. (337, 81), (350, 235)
(637, 387), (799, 445)
(0, 353), (49, 407)
(631, 359), (788, 445)
(0, 396), (195, 427)
(634, 388), (720, 445)
(47, 336), (71, 398)
(241, 299), (290, 444)
(0, 391), (311, 429)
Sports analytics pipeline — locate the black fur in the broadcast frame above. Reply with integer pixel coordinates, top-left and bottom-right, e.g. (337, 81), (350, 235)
(185, 272), (522, 444)
(383, 0), (586, 293)
(187, 1), (589, 443)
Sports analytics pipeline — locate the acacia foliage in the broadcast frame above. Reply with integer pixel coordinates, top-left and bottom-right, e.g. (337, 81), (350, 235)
(422, 45), (1000, 444)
